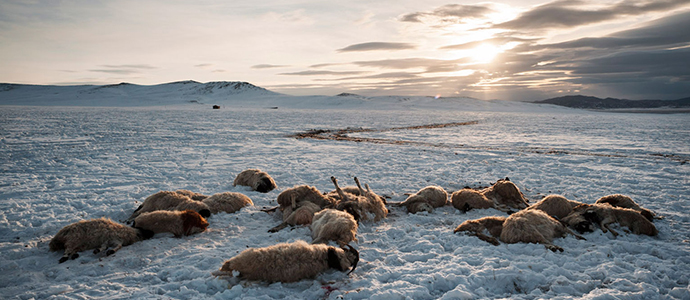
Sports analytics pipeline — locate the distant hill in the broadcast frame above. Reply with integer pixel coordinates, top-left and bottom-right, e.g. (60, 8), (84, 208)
(534, 95), (690, 109)
(0, 81), (280, 106)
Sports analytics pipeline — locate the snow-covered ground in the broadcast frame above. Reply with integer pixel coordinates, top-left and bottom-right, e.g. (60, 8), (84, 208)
(0, 83), (689, 299)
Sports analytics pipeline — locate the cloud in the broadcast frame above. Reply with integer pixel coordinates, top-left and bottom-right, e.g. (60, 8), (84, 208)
(89, 64), (156, 75)
(400, 4), (493, 23)
(352, 57), (471, 73)
(251, 64), (290, 69)
(89, 69), (139, 75)
(440, 37), (537, 50)
(538, 10), (690, 50)
(309, 63), (344, 68)
(195, 64), (212, 68)
(315, 72), (421, 81)
(279, 70), (367, 76)
(101, 64), (156, 70)
(337, 42), (417, 52)
(570, 48), (690, 77)
(494, 0), (690, 31)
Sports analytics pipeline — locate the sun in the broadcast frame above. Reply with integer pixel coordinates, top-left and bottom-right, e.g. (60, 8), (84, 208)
(467, 44), (501, 64)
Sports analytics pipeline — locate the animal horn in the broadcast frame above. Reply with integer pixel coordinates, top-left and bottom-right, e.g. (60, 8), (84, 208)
(343, 244), (360, 275)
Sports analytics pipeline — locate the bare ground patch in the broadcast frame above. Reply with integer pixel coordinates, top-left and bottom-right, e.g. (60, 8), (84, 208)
(288, 121), (689, 164)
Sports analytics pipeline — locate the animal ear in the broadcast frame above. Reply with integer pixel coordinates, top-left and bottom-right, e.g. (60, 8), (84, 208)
(327, 247), (346, 271)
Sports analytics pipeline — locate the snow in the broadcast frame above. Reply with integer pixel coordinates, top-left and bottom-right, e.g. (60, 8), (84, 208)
(1, 82), (689, 299)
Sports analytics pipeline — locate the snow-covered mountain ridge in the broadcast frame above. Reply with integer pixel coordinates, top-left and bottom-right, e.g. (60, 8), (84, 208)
(0, 81), (279, 107)
(0, 81), (567, 112)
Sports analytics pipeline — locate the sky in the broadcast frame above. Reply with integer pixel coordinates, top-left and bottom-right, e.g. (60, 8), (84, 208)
(1, 0), (689, 101)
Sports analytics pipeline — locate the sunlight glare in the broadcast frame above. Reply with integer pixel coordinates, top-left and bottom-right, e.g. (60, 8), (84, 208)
(468, 44), (500, 64)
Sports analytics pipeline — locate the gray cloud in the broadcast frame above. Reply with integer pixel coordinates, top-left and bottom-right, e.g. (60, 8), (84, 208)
(195, 64), (212, 68)
(400, 4), (493, 23)
(251, 64), (290, 69)
(541, 11), (690, 50)
(570, 48), (690, 77)
(494, 0), (690, 31)
(89, 69), (140, 75)
(310, 63), (344, 68)
(279, 70), (366, 76)
(337, 42), (417, 52)
(101, 64), (156, 69)
(276, 9), (690, 101)
(440, 37), (538, 50)
(352, 58), (470, 72)
(315, 72), (421, 81)
(89, 64), (156, 75)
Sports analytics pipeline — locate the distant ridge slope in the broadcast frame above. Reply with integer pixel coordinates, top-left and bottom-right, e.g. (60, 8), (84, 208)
(534, 95), (690, 109)
(0, 81), (280, 106)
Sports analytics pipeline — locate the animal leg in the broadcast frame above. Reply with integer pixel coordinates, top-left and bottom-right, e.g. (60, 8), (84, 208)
(531, 231), (564, 252)
(268, 222), (290, 233)
(93, 241), (109, 254)
(564, 227), (586, 240)
(602, 223), (619, 237)
(544, 243), (564, 252)
(353, 177), (365, 195)
(331, 176), (348, 202)
(60, 248), (81, 263)
(474, 233), (501, 246)
(260, 206), (279, 213)
(105, 240), (123, 256)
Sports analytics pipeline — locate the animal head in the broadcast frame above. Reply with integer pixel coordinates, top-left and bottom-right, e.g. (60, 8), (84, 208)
(176, 200), (212, 218)
(410, 202), (434, 214)
(181, 210), (210, 235)
(336, 201), (362, 223)
(563, 204), (596, 233)
(135, 227), (155, 240)
(342, 244), (359, 275)
(255, 176), (276, 193)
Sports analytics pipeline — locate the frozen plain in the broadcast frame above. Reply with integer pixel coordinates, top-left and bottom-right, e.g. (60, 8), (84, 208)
(0, 82), (689, 299)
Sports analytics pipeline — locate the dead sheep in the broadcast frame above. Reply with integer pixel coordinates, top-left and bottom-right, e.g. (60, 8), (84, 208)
(202, 192), (253, 214)
(326, 185), (388, 205)
(451, 178), (528, 213)
(233, 169), (277, 193)
(595, 194), (655, 221)
(454, 209), (585, 252)
(501, 209), (585, 252)
(174, 189), (208, 201)
(451, 188), (494, 212)
(526, 194), (584, 220)
(267, 185), (335, 232)
(212, 240), (359, 283)
(481, 178), (529, 211)
(49, 218), (154, 263)
(269, 201), (323, 233)
(563, 203), (658, 237)
(332, 176), (388, 222)
(132, 210), (209, 238)
(396, 186), (448, 214)
(276, 185), (335, 210)
(453, 216), (506, 246)
(311, 209), (358, 247)
(127, 191), (211, 223)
